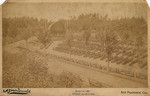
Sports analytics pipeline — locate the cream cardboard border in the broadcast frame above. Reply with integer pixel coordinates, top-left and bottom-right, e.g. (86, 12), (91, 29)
(0, 0), (150, 96)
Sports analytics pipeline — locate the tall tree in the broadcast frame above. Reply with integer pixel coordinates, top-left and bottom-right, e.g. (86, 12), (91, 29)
(105, 31), (118, 70)
(19, 26), (32, 47)
(37, 20), (53, 52)
(65, 20), (74, 58)
(96, 25), (118, 71)
(83, 30), (91, 46)
(83, 30), (91, 57)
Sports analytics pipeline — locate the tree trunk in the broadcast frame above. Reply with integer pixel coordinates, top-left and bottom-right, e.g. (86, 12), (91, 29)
(45, 47), (46, 53)
(86, 45), (88, 58)
(44, 44), (46, 53)
(107, 59), (110, 71)
(134, 72), (137, 78)
(70, 49), (72, 58)
(107, 55), (110, 71)
(25, 40), (28, 47)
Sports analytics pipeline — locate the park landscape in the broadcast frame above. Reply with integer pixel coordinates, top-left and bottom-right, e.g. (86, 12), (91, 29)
(2, 3), (148, 88)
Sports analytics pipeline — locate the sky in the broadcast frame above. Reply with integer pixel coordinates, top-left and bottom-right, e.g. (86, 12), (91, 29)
(2, 2), (147, 21)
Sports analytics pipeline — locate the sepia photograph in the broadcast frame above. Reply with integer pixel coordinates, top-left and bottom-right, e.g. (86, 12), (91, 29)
(2, 2), (148, 88)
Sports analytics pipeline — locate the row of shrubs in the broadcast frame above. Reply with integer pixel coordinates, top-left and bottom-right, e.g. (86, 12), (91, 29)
(48, 53), (147, 80)
(54, 40), (147, 69)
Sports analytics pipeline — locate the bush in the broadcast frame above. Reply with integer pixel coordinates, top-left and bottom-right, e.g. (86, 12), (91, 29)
(3, 50), (83, 88)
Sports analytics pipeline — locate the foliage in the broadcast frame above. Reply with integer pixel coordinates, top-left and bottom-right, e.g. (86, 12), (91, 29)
(65, 32), (73, 48)
(3, 14), (147, 46)
(83, 30), (91, 46)
(57, 71), (83, 88)
(2, 17), (51, 45)
(3, 50), (83, 88)
(3, 13), (147, 72)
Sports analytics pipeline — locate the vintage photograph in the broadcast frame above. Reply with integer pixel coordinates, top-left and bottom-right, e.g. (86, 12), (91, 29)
(2, 2), (148, 88)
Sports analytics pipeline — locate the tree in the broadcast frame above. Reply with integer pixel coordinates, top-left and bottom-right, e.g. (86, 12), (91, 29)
(83, 30), (91, 46)
(133, 31), (145, 77)
(37, 30), (52, 52)
(65, 30), (74, 58)
(96, 25), (118, 71)
(83, 30), (91, 57)
(105, 31), (118, 70)
(37, 19), (53, 52)
(19, 26), (32, 47)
